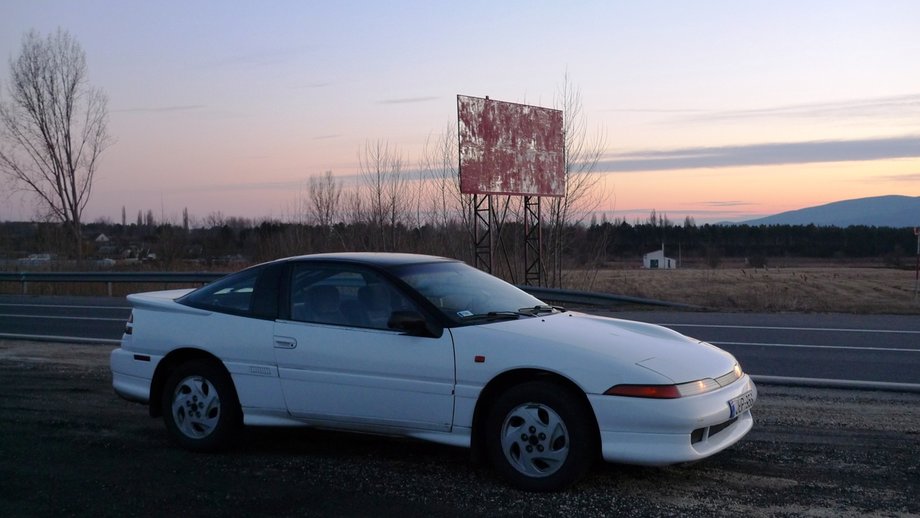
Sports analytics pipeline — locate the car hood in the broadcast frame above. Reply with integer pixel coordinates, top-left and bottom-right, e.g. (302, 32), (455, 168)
(454, 311), (737, 386)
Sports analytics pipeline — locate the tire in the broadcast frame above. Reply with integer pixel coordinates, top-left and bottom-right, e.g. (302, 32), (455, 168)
(161, 360), (241, 452)
(485, 381), (598, 492)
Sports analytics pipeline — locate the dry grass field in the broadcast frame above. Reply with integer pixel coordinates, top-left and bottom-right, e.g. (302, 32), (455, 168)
(2, 260), (918, 314)
(566, 263), (920, 314)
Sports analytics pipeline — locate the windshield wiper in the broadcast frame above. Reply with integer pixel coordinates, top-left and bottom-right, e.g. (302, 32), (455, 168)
(517, 304), (565, 316)
(460, 311), (522, 322)
(461, 305), (565, 322)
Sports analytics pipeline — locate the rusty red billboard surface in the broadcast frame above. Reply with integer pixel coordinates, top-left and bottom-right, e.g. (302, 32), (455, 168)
(458, 95), (565, 197)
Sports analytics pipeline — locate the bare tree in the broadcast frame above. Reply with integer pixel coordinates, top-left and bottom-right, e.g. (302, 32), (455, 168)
(545, 73), (608, 287)
(419, 124), (464, 228)
(307, 170), (341, 229)
(417, 124), (476, 260)
(0, 29), (112, 259)
(358, 140), (408, 251)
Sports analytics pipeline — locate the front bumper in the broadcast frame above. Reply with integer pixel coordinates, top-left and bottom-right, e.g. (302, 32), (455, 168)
(588, 375), (756, 465)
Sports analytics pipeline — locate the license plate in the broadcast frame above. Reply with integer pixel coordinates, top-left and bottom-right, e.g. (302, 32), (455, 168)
(728, 390), (755, 418)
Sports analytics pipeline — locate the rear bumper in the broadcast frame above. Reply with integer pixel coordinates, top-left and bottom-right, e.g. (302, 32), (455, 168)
(110, 347), (158, 404)
(589, 375), (756, 465)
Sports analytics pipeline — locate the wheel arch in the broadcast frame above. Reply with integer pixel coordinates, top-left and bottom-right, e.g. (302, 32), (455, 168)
(469, 368), (600, 462)
(149, 348), (230, 418)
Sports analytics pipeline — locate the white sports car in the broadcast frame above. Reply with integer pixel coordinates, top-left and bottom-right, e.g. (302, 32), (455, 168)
(111, 253), (755, 491)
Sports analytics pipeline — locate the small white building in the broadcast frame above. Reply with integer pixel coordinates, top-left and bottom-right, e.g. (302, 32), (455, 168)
(643, 249), (677, 269)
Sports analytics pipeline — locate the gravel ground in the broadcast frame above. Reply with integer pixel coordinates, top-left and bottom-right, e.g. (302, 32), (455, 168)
(1, 340), (918, 517)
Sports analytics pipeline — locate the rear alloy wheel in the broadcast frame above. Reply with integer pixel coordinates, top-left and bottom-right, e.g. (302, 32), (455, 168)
(161, 360), (241, 451)
(486, 381), (598, 492)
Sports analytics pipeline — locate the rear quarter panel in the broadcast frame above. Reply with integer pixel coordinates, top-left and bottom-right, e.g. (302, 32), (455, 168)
(125, 301), (281, 412)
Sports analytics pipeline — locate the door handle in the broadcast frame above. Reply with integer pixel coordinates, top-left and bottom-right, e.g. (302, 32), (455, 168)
(274, 336), (297, 349)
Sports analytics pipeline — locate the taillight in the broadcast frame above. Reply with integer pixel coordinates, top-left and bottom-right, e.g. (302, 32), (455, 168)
(124, 312), (134, 335)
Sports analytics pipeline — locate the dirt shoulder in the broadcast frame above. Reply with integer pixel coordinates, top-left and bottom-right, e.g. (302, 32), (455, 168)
(1, 340), (918, 517)
(0, 339), (111, 367)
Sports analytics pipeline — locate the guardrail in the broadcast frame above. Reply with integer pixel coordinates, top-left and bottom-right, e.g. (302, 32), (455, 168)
(520, 285), (701, 310)
(0, 272), (225, 296)
(0, 271), (698, 309)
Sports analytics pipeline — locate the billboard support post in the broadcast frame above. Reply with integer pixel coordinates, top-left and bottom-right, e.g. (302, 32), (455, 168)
(524, 196), (543, 286)
(473, 194), (493, 274)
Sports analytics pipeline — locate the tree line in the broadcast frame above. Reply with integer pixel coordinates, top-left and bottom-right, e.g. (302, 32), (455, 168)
(578, 219), (917, 267)
(2, 216), (915, 274)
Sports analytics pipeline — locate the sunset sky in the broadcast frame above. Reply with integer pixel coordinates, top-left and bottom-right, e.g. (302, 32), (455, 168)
(1, 1), (919, 224)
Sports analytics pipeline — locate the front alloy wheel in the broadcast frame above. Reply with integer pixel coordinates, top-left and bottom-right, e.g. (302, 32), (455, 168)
(500, 402), (570, 478)
(486, 381), (598, 492)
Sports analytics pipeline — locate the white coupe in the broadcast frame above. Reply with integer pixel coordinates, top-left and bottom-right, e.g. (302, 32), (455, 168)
(111, 253), (756, 491)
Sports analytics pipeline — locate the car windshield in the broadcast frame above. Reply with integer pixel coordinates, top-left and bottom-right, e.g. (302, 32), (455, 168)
(390, 261), (553, 324)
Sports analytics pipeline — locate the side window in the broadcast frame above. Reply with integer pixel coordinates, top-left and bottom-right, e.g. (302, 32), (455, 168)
(289, 264), (417, 329)
(180, 267), (261, 315)
(178, 263), (283, 319)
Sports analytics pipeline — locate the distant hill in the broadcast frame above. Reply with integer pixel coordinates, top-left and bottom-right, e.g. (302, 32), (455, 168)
(743, 195), (920, 227)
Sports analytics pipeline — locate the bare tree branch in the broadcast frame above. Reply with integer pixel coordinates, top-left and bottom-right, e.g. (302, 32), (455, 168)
(545, 72), (609, 287)
(0, 28), (112, 259)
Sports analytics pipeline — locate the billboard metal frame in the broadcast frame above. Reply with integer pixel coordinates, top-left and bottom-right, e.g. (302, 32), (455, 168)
(458, 95), (563, 285)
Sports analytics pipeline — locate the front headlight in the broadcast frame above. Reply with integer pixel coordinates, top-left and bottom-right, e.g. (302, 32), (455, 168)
(605, 363), (743, 399)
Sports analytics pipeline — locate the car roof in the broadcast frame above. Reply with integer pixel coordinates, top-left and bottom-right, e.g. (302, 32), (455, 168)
(274, 252), (460, 268)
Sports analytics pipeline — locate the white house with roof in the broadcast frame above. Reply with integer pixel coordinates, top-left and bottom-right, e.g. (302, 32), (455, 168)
(643, 246), (677, 269)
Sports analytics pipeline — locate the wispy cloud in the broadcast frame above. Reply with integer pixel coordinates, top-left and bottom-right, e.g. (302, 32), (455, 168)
(602, 108), (705, 114)
(876, 172), (920, 182)
(701, 200), (755, 207)
(378, 96), (439, 105)
(293, 81), (332, 89)
(597, 136), (920, 173)
(170, 180), (304, 194)
(113, 105), (206, 113)
(686, 94), (920, 123)
(200, 45), (313, 70)
(165, 172), (370, 195)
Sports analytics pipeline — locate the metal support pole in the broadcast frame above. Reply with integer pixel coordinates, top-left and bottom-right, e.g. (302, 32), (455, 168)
(914, 227), (919, 299)
(524, 196), (543, 286)
(473, 194), (493, 274)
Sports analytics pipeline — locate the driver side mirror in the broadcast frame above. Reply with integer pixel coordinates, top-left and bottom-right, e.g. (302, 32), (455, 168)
(388, 310), (443, 338)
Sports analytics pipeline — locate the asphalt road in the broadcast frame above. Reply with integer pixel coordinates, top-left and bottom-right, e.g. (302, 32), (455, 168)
(1, 294), (918, 386)
(1, 343), (918, 517)
(604, 310), (920, 386)
(0, 294), (129, 343)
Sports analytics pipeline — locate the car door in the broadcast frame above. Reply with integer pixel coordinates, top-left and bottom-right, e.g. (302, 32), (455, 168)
(273, 262), (455, 432)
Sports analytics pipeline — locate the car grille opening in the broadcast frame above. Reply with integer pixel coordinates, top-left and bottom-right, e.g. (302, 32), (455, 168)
(691, 417), (738, 445)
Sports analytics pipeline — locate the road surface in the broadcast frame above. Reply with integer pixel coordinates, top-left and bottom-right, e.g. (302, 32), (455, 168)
(1, 295), (918, 386)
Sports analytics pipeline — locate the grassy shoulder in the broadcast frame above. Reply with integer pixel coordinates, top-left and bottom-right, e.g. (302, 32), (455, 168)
(567, 262), (920, 314)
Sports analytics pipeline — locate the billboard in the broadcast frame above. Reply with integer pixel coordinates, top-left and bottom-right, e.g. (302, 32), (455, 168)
(458, 95), (565, 197)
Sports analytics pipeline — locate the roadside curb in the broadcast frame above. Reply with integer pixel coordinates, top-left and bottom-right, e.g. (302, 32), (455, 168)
(0, 333), (120, 345)
(752, 374), (920, 393)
